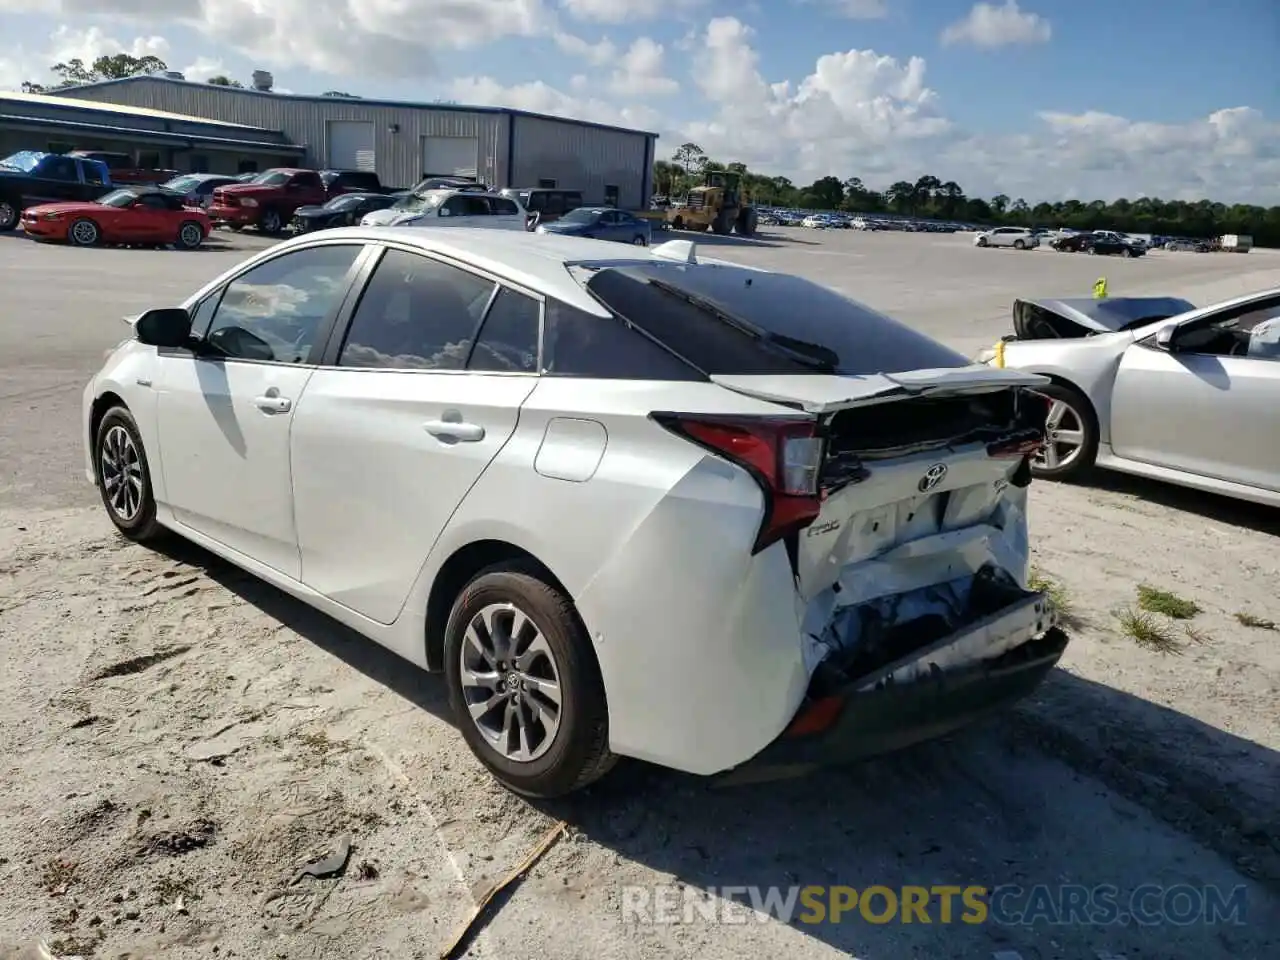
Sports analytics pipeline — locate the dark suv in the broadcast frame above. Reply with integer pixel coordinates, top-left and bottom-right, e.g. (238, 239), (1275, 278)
(320, 169), (388, 194)
(501, 187), (584, 223)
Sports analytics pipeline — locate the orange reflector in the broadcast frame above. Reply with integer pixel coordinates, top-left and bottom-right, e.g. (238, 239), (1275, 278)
(784, 695), (845, 737)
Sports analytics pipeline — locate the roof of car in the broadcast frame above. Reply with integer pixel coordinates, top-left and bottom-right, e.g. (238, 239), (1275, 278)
(270, 227), (761, 315)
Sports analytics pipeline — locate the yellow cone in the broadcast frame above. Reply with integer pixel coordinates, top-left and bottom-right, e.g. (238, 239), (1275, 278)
(1093, 277), (1108, 299)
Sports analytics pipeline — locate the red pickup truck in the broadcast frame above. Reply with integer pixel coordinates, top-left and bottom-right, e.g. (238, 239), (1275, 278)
(207, 168), (331, 234)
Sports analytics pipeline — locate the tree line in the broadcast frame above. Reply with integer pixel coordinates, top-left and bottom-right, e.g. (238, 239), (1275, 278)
(656, 142), (1280, 246)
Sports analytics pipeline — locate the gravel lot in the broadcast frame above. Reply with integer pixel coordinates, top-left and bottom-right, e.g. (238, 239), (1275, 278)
(1, 227), (1277, 960)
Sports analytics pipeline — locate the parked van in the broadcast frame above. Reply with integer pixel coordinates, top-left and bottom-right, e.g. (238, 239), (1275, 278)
(1220, 234), (1253, 253)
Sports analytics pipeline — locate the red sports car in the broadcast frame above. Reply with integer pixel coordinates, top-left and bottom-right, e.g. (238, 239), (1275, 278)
(21, 187), (212, 249)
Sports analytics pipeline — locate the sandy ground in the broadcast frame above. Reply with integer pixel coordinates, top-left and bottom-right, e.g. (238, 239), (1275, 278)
(0, 229), (1277, 960)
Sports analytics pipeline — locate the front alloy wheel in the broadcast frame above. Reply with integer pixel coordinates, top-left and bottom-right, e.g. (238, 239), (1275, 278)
(94, 407), (162, 541)
(1029, 383), (1098, 481)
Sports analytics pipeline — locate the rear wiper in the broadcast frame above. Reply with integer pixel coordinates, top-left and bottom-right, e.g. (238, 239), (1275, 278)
(646, 278), (838, 371)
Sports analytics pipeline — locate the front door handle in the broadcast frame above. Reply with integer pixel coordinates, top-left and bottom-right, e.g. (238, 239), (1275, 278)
(253, 394), (292, 413)
(423, 419), (484, 443)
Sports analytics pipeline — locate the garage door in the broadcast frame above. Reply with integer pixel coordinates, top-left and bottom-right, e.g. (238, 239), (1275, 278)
(327, 121), (376, 171)
(421, 136), (479, 179)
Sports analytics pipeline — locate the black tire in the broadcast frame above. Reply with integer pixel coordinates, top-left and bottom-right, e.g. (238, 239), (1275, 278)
(0, 198), (18, 231)
(1029, 382), (1099, 482)
(175, 220), (204, 250)
(68, 218), (100, 247)
(1014, 238), (1025, 250)
(671, 215), (684, 230)
(735, 207), (758, 237)
(258, 208), (284, 235)
(93, 406), (163, 542)
(1120, 247), (1132, 258)
(976, 236), (988, 247)
(444, 563), (615, 798)
(631, 235), (647, 246)
(712, 209), (733, 235)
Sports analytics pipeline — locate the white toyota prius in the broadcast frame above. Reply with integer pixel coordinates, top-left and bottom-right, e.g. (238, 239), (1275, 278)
(83, 228), (1066, 797)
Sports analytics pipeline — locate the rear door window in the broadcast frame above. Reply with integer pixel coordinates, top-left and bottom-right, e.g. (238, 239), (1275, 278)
(337, 249), (496, 370)
(468, 288), (541, 373)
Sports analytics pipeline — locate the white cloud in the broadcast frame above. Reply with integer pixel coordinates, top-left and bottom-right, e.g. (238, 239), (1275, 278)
(559, 0), (705, 23)
(46, 24), (170, 66)
(809, 0), (890, 18)
(180, 56), (228, 83)
(450, 75), (663, 131)
(941, 1), (1051, 49)
(608, 37), (678, 97)
(552, 31), (616, 66)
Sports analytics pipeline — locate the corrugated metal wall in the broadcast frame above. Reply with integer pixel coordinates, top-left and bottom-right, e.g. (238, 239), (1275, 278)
(510, 115), (651, 208)
(0, 97), (279, 143)
(66, 80), (507, 191)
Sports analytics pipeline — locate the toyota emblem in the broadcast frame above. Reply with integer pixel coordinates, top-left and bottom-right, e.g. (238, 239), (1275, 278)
(918, 463), (948, 492)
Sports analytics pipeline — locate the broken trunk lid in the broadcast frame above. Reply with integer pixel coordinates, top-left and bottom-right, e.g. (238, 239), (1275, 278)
(709, 365), (1050, 415)
(1011, 297), (1196, 339)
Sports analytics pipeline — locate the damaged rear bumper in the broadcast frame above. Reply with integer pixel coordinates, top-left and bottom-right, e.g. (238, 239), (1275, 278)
(716, 592), (1068, 786)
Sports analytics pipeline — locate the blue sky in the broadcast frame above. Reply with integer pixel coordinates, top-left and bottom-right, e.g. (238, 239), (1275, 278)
(2, 0), (1278, 204)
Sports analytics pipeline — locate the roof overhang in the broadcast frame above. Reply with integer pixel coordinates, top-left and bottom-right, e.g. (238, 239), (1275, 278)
(0, 113), (305, 154)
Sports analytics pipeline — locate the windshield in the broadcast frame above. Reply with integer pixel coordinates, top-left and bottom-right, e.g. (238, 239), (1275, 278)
(0, 151), (44, 172)
(324, 194), (365, 210)
(97, 190), (137, 208)
(164, 176), (200, 193)
(559, 208), (602, 225)
(249, 170), (290, 186)
(392, 192), (444, 213)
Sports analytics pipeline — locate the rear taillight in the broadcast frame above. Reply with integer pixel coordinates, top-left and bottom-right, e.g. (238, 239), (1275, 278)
(652, 414), (824, 554)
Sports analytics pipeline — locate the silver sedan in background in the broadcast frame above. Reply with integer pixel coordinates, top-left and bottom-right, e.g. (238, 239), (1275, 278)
(977, 289), (1280, 507)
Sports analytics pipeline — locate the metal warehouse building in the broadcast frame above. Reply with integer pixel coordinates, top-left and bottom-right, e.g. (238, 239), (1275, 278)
(33, 74), (658, 207)
(0, 90), (306, 172)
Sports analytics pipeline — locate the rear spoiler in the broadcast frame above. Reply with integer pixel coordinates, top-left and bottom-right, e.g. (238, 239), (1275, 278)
(710, 365), (1050, 415)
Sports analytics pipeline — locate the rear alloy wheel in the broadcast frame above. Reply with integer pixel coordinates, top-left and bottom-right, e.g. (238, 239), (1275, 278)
(1121, 247), (1132, 258)
(444, 563), (615, 798)
(1014, 239), (1026, 250)
(175, 220), (204, 250)
(632, 235), (647, 246)
(0, 199), (18, 231)
(94, 406), (162, 541)
(68, 218), (100, 246)
(1030, 383), (1098, 481)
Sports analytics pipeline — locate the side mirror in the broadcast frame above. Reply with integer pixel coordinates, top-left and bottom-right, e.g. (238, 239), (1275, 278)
(1155, 326), (1177, 351)
(134, 307), (193, 348)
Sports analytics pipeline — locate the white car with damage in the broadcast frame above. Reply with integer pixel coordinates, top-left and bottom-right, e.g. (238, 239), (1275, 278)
(83, 228), (1066, 797)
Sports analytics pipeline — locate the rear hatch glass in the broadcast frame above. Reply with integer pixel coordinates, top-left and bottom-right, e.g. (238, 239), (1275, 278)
(582, 263), (972, 377)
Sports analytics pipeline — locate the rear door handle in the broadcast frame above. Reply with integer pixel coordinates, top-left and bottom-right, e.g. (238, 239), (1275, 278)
(253, 394), (292, 413)
(423, 419), (485, 443)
